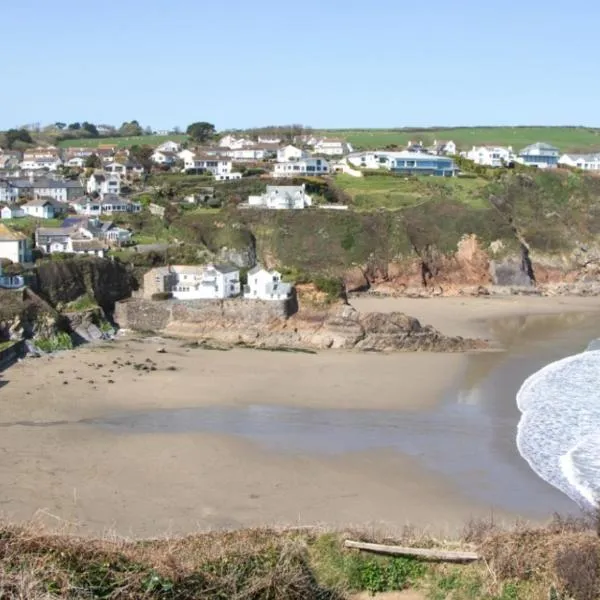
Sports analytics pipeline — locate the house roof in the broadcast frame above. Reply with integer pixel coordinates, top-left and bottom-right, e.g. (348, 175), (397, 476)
(212, 264), (239, 274)
(248, 265), (268, 276)
(10, 178), (82, 189)
(0, 224), (27, 241)
(72, 239), (107, 252)
(520, 142), (559, 154)
(23, 197), (58, 207)
(36, 227), (71, 237)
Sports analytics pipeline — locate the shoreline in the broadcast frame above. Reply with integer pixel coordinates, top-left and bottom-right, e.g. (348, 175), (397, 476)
(1, 295), (599, 537)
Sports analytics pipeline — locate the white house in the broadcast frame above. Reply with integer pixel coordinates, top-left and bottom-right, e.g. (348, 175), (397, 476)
(229, 147), (275, 161)
(185, 156), (240, 179)
(258, 136), (281, 145)
(347, 151), (389, 169)
(558, 153), (600, 170)
(517, 142), (560, 169)
(219, 135), (255, 150)
(277, 145), (308, 162)
(87, 172), (121, 197)
(248, 185), (312, 209)
(151, 150), (178, 166)
(155, 140), (182, 153)
(178, 149), (196, 164)
(466, 146), (514, 167)
(245, 266), (293, 300)
(313, 138), (351, 156)
(65, 157), (86, 168)
(0, 224), (30, 263)
(429, 140), (457, 156)
(144, 264), (241, 300)
(19, 157), (63, 172)
(35, 226), (107, 257)
(0, 205), (24, 219)
(273, 157), (330, 177)
(103, 161), (127, 177)
(22, 197), (65, 219)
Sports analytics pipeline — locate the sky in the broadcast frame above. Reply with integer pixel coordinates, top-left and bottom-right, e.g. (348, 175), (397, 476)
(1, 0), (599, 131)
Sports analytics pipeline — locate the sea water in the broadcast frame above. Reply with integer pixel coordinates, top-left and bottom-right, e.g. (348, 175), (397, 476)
(517, 342), (600, 509)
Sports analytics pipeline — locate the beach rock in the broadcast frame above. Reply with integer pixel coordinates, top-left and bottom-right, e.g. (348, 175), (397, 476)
(489, 258), (534, 287)
(343, 267), (370, 293)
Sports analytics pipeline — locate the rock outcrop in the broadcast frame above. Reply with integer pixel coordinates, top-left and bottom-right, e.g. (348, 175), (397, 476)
(115, 298), (483, 353)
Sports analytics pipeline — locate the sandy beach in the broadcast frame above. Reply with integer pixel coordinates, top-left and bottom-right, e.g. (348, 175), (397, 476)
(1, 295), (599, 537)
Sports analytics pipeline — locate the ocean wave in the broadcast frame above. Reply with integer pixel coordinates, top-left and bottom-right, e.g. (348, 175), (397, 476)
(516, 349), (600, 509)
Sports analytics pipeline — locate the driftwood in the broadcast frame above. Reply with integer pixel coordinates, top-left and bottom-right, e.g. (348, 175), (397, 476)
(344, 540), (480, 563)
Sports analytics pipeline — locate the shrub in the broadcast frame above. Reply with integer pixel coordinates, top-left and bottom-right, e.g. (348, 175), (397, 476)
(313, 276), (344, 301)
(35, 332), (73, 353)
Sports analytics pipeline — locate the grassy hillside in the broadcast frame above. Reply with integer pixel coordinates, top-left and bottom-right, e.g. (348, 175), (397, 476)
(334, 174), (489, 210)
(57, 134), (188, 148)
(318, 127), (600, 152)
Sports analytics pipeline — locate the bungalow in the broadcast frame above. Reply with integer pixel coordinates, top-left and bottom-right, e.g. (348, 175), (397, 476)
(273, 157), (330, 177)
(313, 138), (350, 156)
(245, 266), (293, 300)
(64, 147), (95, 159)
(258, 136), (281, 145)
(385, 151), (458, 176)
(155, 140), (182, 153)
(517, 142), (559, 169)
(35, 226), (107, 257)
(0, 205), (24, 219)
(229, 147), (277, 161)
(347, 151), (390, 170)
(22, 146), (60, 161)
(61, 216), (132, 245)
(466, 146), (514, 167)
(248, 185), (312, 209)
(277, 145), (309, 162)
(0, 223), (30, 263)
(71, 195), (141, 216)
(22, 197), (66, 219)
(87, 172), (121, 197)
(428, 140), (457, 156)
(143, 264), (241, 300)
(558, 153), (600, 171)
(151, 150), (178, 166)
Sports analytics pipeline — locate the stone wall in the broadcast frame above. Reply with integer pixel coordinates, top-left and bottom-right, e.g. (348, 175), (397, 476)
(113, 297), (293, 332)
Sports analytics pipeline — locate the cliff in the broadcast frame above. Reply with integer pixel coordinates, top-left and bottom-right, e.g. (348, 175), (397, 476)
(30, 257), (137, 310)
(114, 298), (482, 352)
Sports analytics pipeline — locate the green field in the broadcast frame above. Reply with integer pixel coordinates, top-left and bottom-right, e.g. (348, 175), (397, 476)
(319, 126), (600, 152)
(57, 134), (188, 149)
(335, 173), (489, 210)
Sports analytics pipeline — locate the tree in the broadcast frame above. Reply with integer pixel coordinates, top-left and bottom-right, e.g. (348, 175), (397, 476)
(84, 153), (102, 169)
(82, 122), (99, 137)
(119, 120), (143, 137)
(5, 128), (33, 149)
(129, 145), (154, 172)
(55, 122), (66, 130)
(68, 122), (81, 130)
(186, 122), (216, 143)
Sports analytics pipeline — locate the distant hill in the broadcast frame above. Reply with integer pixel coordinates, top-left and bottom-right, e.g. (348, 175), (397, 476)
(316, 126), (600, 153)
(57, 134), (188, 149)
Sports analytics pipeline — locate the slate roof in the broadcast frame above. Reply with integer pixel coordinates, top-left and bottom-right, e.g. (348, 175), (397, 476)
(213, 264), (239, 274)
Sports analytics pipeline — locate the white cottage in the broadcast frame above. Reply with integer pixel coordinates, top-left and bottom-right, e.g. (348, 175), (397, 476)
(0, 224), (30, 263)
(248, 185), (312, 209)
(245, 266), (293, 300)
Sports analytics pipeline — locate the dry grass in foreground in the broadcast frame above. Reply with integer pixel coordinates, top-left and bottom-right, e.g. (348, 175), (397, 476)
(0, 515), (599, 599)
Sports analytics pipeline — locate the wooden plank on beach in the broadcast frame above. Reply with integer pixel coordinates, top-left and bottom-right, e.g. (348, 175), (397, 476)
(344, 540), (480, 562)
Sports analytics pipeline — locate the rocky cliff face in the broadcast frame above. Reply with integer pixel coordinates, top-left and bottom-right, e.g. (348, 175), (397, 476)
(31, 257), (137, 310)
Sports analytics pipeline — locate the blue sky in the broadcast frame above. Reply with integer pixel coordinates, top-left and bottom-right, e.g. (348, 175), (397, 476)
(1, 0), (598, 130)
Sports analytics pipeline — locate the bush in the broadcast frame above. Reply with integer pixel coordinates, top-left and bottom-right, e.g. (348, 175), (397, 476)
(35, 332), (73, 353)
(313, 276), (344, 301)
(151, 292), (172, 301)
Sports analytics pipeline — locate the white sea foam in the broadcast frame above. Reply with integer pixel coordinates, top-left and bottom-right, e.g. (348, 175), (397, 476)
(516, 348), (600, 509)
